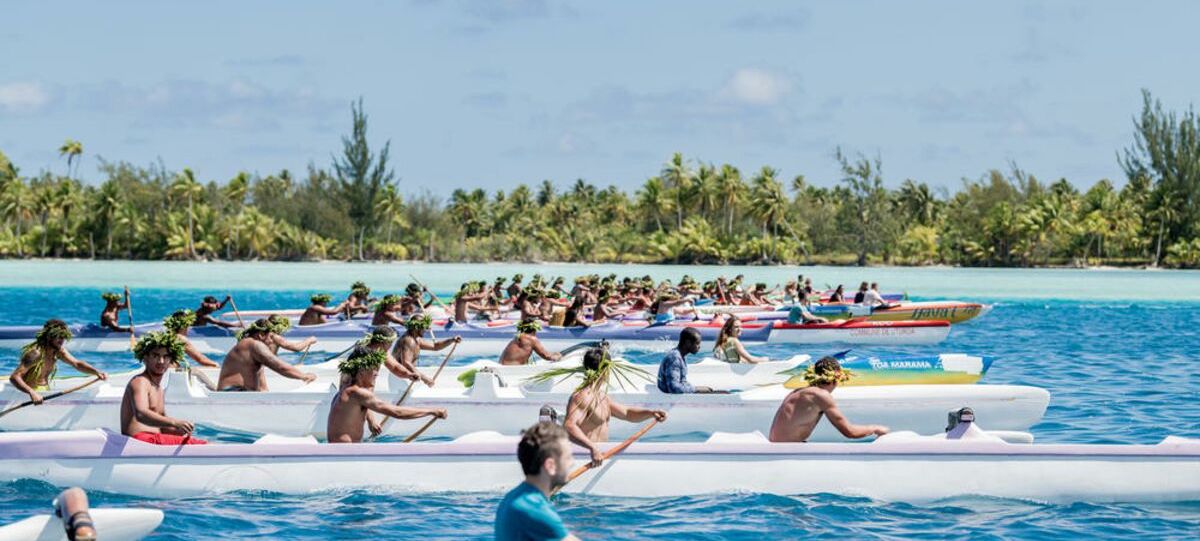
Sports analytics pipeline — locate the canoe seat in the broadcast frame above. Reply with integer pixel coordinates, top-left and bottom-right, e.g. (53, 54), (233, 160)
(705, 431), (768, 444)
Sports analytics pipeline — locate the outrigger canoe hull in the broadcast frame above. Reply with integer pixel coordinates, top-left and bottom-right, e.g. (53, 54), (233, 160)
(0, 370), (1044, 442)
(0, 429), (1196, 503)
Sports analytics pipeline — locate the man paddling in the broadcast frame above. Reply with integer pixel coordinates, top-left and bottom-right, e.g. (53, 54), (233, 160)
(371, 294), (405, 326)
(326, 346), (447, 444)
(10, 320), (107, 405)
(265, 314), (318, 354)
(564, 347), (666, 467)
(300, 293), (343, 326)
(98, 288), (131, 332)
(194, 295), (239, 328)
(343, 282), (374, 317)
(392, 315), (458, 386)
(656, 327), (720, 393)
(768, 356), (889, 442)
(120, 330), (207, 445)
(499, 318), (562, 366)
(162, 309), (219, 368)
(495, 422), (580, 541)
(362, 324), (426, 385)
(216, 319), (317, 391)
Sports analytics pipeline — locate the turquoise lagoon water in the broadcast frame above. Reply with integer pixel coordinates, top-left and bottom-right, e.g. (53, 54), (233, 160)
(0, 261), (1198, 539)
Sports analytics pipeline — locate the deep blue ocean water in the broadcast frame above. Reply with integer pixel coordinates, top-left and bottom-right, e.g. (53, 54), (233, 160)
(1, 283), (1198, 539)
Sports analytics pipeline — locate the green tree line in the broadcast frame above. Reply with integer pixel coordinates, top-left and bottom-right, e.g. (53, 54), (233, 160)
(1, 90), (1198, 267)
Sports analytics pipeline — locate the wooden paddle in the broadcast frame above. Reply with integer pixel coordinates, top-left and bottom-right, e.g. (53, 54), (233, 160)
(402, 416), (440, 443)
(228, 295), (246, 328)
(295, 342), (313, 365)
(369, 340), (459, 442)
(0, 377), (102, 419)
(409, 274), (452, 313)
(552, 419), (658, 496)
(125, 286), (136, 349)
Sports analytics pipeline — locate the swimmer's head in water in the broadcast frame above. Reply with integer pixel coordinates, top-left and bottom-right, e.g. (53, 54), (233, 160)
(404, 314), (432, 332)
(516, 318), (541, 335)
(338, 346), (386, 377)
(310, 293), (333, 305)
(133, 330), (187, 365)
(804, 356), (854, 386)
(267, 314), (291, 334)
(163, 309), (196, 332)
(101, 291), (121, 303)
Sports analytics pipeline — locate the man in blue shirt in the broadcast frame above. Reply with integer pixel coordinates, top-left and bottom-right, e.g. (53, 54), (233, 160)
(657, 327), (718, 393)
(496, 422), (580, 541)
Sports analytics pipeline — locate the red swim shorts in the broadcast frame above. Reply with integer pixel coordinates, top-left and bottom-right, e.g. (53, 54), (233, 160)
(130, 432), (208, 445)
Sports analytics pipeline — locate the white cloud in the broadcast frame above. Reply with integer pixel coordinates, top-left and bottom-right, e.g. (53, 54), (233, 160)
(0, 81), (50, 113)
(721, 69), (790, 106)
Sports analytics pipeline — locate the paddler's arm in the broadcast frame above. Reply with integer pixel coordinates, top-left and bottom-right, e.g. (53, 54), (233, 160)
(59, 349), (107, 380)
(819, 394), (889, 439)
(733, 340), (766, 364)
(184, 341), (220, 368)
(384, 357), (420, 381)
(359, 391), (447, 421)
(313, 304), (344, 316)
(563, 394), (605, 467)
(530, 337), (562, 362)
(417, 336), (459, 352)
(129, 378), (194, 434)
(609, 398), (667, 424)
(273, 334), (317, 352)
(9, 358), (42, 403)
(253, 343), (317, 383)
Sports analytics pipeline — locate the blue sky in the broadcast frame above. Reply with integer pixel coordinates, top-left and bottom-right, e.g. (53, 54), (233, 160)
(2, 1), (1197, 194)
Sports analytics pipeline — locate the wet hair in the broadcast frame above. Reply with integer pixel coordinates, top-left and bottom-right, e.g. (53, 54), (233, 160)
(583, 347), (604, 371)
(517, 422), (569, 475)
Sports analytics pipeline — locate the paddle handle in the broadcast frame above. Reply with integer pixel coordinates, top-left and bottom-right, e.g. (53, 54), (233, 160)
(372, 340), (459, 441)
(228, 295), (246, 328)
(409, 274), (452, 313)
(0, 377), (102, 419)
(295, 343), (312, 365)
(554, 419), (658, 495)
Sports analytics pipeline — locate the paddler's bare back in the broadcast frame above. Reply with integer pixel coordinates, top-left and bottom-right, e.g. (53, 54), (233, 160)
(327, 386), (371, 443)
(498, 335), (534, 365)
(768, 387), (829, 442)
(217, 339), (272, 391)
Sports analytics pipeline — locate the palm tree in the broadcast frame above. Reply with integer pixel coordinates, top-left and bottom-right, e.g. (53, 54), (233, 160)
(374, 183), (407, 245)
(897, 179), (938, 226)
(93, 180), (122, 257)
(170, 168), (204, 259)
(58, 139), (83, 178)
(635, 177), (671, 232)
(660, 153), (694, 229)
(716, 164), (744, 234)
(694, 164), (719, 220)
(749, 166), (787, 261)
(0, 177), (32, 256)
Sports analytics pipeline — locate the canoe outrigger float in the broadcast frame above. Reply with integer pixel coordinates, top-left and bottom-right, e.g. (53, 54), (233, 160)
(0, 366), (1043, 440)
(1, 425), (1196, 503)
(0, 317), (949, 355)
(0, 508), (163, 541)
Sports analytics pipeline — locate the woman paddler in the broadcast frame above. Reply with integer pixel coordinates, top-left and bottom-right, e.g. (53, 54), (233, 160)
(326, 346), (447, 443)
(9, 319), (107, 405)
(712, 317), (767, 364)
(120, 330), (207, 445)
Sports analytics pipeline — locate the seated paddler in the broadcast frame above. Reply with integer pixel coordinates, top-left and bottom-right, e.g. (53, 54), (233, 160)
(216, 318), (317, 392)
(120, 330), (207, 445)
(561, 347), (666, 467)
(327, 346), (448, 443)
(768, 356), (889, 442)
(10, 319), (107, 405)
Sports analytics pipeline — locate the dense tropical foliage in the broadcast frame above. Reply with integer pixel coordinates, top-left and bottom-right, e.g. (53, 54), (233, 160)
(1, 90), (1198, 267)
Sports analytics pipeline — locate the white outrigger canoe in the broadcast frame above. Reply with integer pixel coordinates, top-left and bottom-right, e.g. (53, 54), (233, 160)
(48, 351), (991, 394)
(0, 368), (1046, 441)
(1, 426), (1196, 503)
(0, 508), (163, 541)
